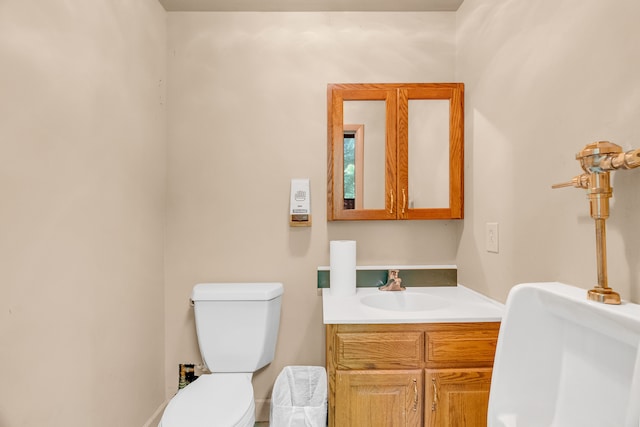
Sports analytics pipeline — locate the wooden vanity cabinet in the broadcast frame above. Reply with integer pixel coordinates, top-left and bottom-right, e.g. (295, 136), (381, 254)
(326, 322), (500, 427)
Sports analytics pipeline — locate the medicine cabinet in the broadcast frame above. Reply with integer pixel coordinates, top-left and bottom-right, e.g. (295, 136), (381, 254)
(327, 83), (464, 221)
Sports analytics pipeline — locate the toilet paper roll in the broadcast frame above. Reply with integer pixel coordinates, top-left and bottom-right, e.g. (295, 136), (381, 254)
(330, 240), (356, 297)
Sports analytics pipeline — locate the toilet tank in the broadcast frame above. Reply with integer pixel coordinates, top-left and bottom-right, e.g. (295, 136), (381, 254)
(191, 282), (283, 373)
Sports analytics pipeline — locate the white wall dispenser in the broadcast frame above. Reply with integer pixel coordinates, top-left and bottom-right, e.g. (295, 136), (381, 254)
(290, 178), (311, 226)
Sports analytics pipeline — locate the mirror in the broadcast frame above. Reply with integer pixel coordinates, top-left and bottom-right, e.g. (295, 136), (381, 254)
(343, 100), (386, 210)
(408, 99), (450, 209)
(327, 83), (464, 220)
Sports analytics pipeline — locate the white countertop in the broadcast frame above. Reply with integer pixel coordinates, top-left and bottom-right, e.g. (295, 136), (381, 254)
(322, 285), (504, 324)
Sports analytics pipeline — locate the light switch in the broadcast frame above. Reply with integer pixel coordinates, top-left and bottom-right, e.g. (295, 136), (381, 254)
(486, 223), (499, 253)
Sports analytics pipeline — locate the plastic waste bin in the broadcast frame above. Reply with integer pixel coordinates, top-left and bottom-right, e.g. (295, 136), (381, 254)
(270, 366), (327, 427)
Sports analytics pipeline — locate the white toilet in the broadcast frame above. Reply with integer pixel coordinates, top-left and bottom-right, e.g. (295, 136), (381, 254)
(159, 282), (284, 427)
(488, 282), (640, 427)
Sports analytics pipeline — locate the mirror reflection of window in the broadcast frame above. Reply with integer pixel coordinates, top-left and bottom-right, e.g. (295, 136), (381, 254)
(343, 132), (356, 209)
(343, 124), (364, 210)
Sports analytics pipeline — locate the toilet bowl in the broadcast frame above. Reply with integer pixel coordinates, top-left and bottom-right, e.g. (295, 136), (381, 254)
(488, 282), (640, 427)
(159, 374), (255, 427)
(159, 282), (284, 427)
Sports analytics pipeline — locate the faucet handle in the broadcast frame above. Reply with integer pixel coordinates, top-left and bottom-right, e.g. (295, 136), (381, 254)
(387, 269), (400, 279)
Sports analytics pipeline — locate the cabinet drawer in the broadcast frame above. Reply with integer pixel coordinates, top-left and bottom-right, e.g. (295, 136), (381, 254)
(336, 331), (424, 369)
(425, 326), (499, 368)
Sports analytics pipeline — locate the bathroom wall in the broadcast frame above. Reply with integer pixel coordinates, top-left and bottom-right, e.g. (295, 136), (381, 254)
(7, 2), (636, 424)
(455, 0), (640, 304)
(165, 12), (460, 418)
(0, 1), (167, 426)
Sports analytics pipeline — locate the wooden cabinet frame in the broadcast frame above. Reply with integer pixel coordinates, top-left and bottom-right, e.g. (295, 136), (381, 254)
(327, 83), (464, 221)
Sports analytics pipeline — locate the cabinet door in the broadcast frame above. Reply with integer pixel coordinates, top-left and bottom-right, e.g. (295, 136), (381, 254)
(336, 369), (423, 427)
(425, 368), (492, 427)
(397, 85), (464, 220)
(327, 84), (397, 220)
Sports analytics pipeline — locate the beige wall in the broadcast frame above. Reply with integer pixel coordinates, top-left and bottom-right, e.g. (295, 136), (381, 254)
(4, 1), (640, 425)
(0, 1), (167, 426)
(165, 11), (459, 418)
(456, 0), (640, 304)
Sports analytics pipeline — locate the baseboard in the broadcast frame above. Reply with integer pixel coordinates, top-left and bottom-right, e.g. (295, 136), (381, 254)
(255, 398), (271, 422)
(141, 397), (172, 427)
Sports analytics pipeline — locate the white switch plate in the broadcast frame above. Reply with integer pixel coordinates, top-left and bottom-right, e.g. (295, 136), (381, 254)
(486, 223), (499, 253)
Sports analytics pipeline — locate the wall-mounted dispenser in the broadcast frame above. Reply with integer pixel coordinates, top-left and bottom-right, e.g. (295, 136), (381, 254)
(290, 178), (311, 226)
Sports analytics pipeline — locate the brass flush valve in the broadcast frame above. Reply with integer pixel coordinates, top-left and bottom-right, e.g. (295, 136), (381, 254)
(553, 141), (640, 304)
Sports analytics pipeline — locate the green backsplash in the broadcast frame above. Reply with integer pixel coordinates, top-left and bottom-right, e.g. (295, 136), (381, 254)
(317, 267), (457, 288)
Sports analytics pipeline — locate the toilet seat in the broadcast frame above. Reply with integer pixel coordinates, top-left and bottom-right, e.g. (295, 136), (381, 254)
(159, 373), (255, 427)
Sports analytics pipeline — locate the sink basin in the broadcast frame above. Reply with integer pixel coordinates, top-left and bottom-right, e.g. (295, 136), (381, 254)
(361, 291), (450, 312)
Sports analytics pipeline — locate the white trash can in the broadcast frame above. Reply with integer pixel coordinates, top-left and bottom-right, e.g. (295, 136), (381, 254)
(270, 366), (327, 427)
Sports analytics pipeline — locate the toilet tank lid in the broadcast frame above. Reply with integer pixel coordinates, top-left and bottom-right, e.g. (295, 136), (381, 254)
(192, 282), (283, 301)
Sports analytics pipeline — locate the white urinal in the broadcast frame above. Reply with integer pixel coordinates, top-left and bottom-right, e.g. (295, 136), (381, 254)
(488, 282), (640, 427)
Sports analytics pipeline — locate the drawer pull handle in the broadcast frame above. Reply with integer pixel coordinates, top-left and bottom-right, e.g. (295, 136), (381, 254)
(413, 378), (418, 411)
(432, 378), (438, 412)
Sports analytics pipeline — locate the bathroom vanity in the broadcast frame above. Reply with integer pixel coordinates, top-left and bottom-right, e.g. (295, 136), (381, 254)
(323, 286), (503, 427)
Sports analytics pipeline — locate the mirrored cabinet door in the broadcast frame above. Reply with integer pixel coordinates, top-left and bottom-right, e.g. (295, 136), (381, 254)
(327, 85), (397, 220)
(327, 83), (464, 221)
(397, 85), (464, 219)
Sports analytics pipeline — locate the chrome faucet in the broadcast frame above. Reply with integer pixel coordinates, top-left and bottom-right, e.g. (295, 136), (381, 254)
(379, 269), (405, 291)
